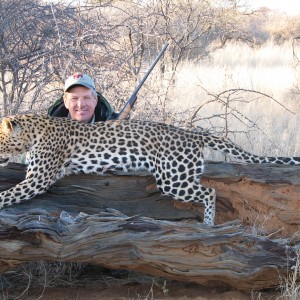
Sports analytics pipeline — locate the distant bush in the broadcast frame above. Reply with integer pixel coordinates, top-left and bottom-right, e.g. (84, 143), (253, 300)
(0, 0), (279, 117)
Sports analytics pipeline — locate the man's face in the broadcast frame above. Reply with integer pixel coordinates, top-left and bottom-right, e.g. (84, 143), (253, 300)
(64, 86), (97, 123)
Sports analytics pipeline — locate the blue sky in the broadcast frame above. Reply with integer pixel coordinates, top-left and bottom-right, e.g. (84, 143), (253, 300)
(250, 0), (300, 15)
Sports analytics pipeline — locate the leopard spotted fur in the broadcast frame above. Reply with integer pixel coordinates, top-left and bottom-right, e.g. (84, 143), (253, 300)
(0, 114), (299, 225)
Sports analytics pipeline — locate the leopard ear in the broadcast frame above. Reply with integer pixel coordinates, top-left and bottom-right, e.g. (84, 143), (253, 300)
(2, 118), (18, 135)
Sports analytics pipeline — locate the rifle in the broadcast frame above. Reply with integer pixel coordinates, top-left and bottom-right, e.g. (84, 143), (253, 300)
(116, 43), (169, 120)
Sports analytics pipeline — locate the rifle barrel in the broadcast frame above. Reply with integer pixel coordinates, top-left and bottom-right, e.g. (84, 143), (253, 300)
(117, 43), (169, 119)
(130, 43), (169, 100)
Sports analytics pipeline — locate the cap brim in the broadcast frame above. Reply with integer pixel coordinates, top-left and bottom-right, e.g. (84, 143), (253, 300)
(65, 83), (95, 92)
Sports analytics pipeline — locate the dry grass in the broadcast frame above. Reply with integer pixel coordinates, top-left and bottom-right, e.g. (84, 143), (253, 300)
(164, 41), (300, 158)
(279, 255), (300, 300)
(0, 262), (84, 299)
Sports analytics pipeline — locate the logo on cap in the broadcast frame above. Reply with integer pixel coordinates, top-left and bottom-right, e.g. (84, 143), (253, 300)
(73, 73), (83, 79)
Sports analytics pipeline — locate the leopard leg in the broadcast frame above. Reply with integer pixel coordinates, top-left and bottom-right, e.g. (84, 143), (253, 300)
(0, 153), (66, 209)
(176, 184), (216, 225)
(154, 171), (216, 225)
(195, 186), (216, 225)
(0, 177), (52, 208)
(153, 151), (216, 225)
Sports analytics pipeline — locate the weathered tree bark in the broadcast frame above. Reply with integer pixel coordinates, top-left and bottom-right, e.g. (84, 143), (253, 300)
(0, 208), (298, 291)
(0, 162), (300, 290)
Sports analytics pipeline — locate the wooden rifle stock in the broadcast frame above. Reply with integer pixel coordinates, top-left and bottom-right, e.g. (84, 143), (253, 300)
(116, 43), (168, 120)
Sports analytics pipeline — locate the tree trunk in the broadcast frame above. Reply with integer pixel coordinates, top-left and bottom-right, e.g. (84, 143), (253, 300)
(0, 162), (300, 290)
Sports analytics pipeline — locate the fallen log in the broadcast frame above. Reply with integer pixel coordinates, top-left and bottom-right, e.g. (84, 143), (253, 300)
(0, 162), (300, 290)
(1, 162), (300, 237)
(0, 208), (298, 291)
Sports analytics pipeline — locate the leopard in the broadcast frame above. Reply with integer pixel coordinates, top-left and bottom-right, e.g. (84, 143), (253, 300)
(0, 114), (300, 225)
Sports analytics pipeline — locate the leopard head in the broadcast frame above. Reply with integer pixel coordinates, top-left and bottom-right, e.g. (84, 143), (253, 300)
(0, 117), (25, 166)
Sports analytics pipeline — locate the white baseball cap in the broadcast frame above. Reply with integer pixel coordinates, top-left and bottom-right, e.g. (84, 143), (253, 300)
(64, 73), (96, 92)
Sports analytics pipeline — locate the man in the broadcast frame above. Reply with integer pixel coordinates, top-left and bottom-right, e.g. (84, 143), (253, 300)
(21, 73), (117, 163)
(48, 73), (118, 122)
